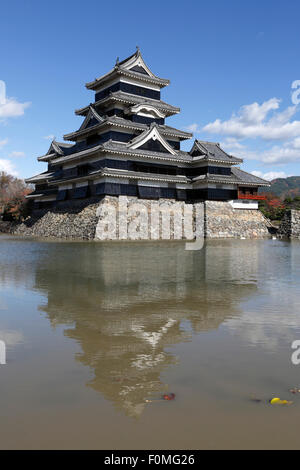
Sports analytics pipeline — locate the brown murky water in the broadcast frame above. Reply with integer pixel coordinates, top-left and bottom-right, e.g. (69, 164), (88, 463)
(0, 235), (300, 449)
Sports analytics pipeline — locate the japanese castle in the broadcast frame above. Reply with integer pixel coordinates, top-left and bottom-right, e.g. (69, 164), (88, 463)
(26, 48), (270, 209)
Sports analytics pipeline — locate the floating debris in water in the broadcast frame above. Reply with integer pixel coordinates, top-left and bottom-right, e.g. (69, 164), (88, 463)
(163, 393), (176, 401)
(269, 397), (293, 405)
(145, 399), (163, 403)
(289, 388), (300, 394)
(145, 393), (176, 403)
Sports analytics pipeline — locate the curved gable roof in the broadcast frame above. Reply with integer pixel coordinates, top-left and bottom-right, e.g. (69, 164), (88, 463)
(190, 140), (243, 164)
(127, 124), (177, 155)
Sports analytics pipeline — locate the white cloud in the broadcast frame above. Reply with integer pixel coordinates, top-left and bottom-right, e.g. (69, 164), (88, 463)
(251, 170), (288, 181)
(203, 98), (300, 141)
(9, 151), (25, 158)
(202, 99), (300, 166)
(226, 287), (300, 351)
(0, 330), (23, 346)
(220, 137), (246, 151)
(0, 159), (18, 176)
(0, 97), (31, 118)
(43, 134), (55, 140)
(288, 136), (300, 148)
(185, 123), (200, 133)
(255, 143), (300, 164)
(223, 139), (300, 165)
(0, 138), (8, 148)
(0, 81), (31, 119)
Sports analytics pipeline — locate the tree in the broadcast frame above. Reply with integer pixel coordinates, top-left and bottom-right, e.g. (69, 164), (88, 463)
(259, 192), (300, 221)
(259, 192), (285, 220)
(0, 171), (32, 221)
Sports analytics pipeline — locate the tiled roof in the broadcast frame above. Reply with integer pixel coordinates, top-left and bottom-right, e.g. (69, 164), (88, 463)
(101, 140), (191, 162)
(75, 91), (180, 116)
(37, 152), (57, 162)
(55, 141), (73, 149)
(231, 167), (270, 185)
(37, 140), (75, 162)
(160, 124), (192, 139)
(85, 49), (170, 90)
(192, 167), (270, 186)
(48, 144), (103, 166)
(107, 116), (191, 138)
(49, 166), (189, 186)
(64, 115), (192, 141)
(49, 140), (191, 167)
(85, 66), (170, 90)
(100, 167), (188, 184)
(191, 140), (243, 164)
(26, 188), (57, 198)
(25, 171), (54, 183)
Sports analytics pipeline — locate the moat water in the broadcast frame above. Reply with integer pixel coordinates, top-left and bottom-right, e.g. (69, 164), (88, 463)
(0, 234), (300, 449)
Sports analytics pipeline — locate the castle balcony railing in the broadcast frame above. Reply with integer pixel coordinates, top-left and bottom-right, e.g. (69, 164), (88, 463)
(238, 193), (266, 200)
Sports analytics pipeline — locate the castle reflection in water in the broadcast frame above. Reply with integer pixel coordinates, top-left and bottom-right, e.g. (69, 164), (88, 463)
(15, 240), (260, 417)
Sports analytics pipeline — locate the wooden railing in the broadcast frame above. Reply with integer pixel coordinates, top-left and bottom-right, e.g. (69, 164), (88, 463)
(238, 193), (266, 200)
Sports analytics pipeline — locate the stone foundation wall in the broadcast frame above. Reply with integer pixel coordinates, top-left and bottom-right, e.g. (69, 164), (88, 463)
(278, 209), (300, 239)
(0, 221), (13, 233)
(10, 198), (100, 240)
(205, 201), (271, 238)
(1, 197), (272, 240)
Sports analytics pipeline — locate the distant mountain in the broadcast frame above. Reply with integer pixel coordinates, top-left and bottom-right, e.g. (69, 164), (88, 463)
(259, 176), (300, 198)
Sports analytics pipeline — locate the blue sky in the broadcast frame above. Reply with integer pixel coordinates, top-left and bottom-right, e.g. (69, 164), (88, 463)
(0, 0), (300, 181)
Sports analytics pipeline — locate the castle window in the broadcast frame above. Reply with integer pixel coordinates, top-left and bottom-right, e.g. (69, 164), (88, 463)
(78, 164), (90, 177)
(73, 186), (88, 199)
(56, 190), (67, 201)
(86, 134), (100, 146)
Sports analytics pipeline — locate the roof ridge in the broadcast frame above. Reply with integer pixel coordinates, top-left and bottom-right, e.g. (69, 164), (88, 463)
(118, 48), (139, 66)
(162, 124), (192, 135)
(109, 90), (179, 108)
(196, 139), (219, 145)
(86, 49), (169, 90)
(51, 140), (64, 155)
(89, 105), (105, 122)
(127, 123), (178, 155)
(232, 166), (270, 184)
(75, 91), (180, 116)
(55, 141), (73, 148)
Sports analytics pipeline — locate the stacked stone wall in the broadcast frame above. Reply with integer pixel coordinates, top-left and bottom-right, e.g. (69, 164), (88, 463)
(0, 197), (272, 240)
(278, 210), (300, 239)
(205, 201), (271, 238)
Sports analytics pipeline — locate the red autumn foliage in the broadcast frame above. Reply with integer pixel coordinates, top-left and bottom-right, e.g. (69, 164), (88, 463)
(259, 191), (292, 220)
(268, 198), (285, 208)
(0, 171), (33, 221)
(163, 393), (176, 401)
